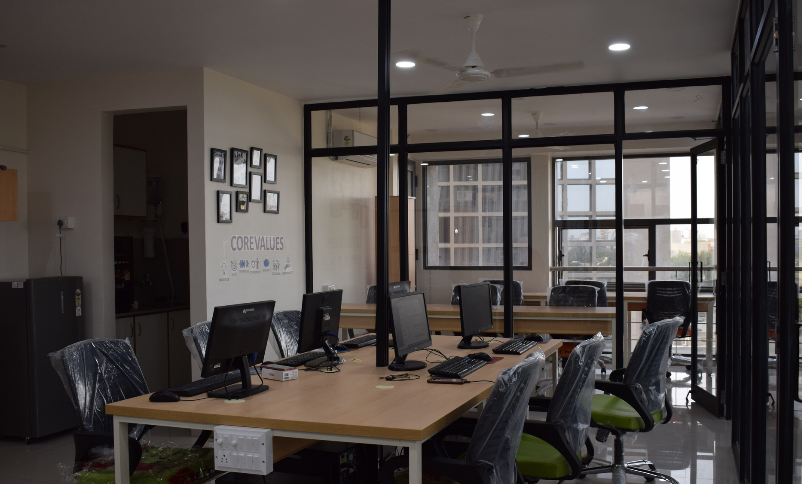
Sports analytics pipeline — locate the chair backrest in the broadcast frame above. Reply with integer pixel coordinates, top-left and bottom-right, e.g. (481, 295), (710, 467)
(546, 333), (605, 453)
(182, 321), (211, 370)
(48, 339), (149, 438)
(548, 285), (598, 308)
(565, 279), (608, 306)
(481, 279), (525, 306)
(451, 283), (502, 306)
(644, 280), (691, 323)
(767, 281), (778, 331)
(366, 285), (377, 304)
(624, 317), (684, 414)
(272, 310), (301, 358)
(465, 350), (545, 484)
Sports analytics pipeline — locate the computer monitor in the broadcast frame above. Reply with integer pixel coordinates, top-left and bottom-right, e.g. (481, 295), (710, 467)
(457, 282), (494, 349)
(388, 291), (432, 371)
(297, 289), (344, 368)
(202, 300), (276, 399)
(388, 281), (411, 296)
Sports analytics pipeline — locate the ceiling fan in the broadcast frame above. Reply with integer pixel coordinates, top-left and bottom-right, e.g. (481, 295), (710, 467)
(395, 14), (584, 91)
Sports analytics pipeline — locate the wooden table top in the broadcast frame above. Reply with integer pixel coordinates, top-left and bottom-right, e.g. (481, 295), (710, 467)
(107, 336), (561, 442)
(522, 291), (716, 302)
(340, 303), (617, 319)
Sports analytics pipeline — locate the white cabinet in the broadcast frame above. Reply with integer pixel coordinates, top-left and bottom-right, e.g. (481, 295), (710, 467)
(116, 317), (135, 346)
(167, 310), (192, 387)
(134, 313), (169, 392)
(113, 146), (147, 217)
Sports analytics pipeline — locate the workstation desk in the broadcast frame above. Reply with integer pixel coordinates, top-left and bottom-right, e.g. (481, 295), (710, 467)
(107, 336), (562, 484)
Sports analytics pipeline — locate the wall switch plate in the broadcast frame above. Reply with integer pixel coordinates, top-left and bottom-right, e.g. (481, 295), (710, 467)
(213, 426), (272, 475)
(58, 216), (75, 229)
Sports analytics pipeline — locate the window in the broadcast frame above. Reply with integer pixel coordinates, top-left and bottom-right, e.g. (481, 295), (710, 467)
(424, 159), (531, 268)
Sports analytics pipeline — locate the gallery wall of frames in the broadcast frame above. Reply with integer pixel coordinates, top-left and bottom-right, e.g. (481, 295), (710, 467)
(210, 147), (279, 222)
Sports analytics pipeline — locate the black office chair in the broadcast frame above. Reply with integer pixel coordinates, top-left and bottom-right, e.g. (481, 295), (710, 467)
(565, 279), (609, 306)
(381, 351), (546, 484)
(182, 321), (210, 370)
(584, 317), (684, 484)
(48, 339), (212, 478)
(644, 280), (693, 368)
(482, 279), (525, 306)
(517, 333), (604, 481)
(366, 284), (378, 304)
(271, 310), (301, 358)
(451, 283), (502, 306)
(547, 285), (606, 373)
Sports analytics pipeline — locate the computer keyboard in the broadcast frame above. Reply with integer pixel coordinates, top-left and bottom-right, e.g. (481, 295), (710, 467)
(428, 357), (487, 378)
(492, 339), (537, 355)
(169, 373), (242, 397)
(270, 351), (326, 368)
(342, 333), (377, 349)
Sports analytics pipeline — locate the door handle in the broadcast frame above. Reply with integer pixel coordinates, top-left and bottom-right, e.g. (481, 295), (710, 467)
(170, 318), (175, 331)
(137, 321), (142, 336)
(129, 320), (134, 338)
(115, 194), (121, 210)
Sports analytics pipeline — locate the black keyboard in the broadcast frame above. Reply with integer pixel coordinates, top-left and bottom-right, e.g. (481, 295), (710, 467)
(169, 373), (242, 397)
(270, 351), (325, 368)
(342, 334), (377, 349)
(428, 357), (487, 378)
(492, 339), (537, 355)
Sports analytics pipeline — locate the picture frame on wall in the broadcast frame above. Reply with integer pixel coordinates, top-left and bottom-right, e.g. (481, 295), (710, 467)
(264, 190), (279, 214)
(250, 172), (263, 202)
(264, 153), (277, 184)
(217, 191), (233, 223)
(210, 148), (226, 182)
(230, 148), (248, 188)
(236, 191), (249, 213)
(250, 147), (263, 169)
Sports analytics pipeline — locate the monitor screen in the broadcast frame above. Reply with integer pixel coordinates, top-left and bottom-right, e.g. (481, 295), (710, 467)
(201, 300), (275, 378)
(459, 283), (494, 336)
(389, 292), (432, 358)
(297, 289), (344, 354)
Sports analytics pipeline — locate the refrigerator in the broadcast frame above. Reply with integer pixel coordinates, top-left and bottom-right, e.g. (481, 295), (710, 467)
(0, 277), (84, 442)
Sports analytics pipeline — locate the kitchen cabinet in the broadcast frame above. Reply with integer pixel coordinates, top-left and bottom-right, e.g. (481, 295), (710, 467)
(134, 313), (168, 392)
(167, 310), (192, 387)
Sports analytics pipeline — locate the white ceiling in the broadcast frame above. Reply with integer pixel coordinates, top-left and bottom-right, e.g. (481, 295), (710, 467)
(0, 1), (737, 103)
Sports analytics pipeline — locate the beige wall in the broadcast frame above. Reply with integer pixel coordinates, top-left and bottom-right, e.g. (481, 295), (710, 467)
(0, 80), (28, 281)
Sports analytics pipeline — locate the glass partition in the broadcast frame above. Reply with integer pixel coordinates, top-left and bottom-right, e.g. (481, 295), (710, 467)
(408, 100), (502, 143)
(511, 92), (614, 138)
(625, 85), (723, 133)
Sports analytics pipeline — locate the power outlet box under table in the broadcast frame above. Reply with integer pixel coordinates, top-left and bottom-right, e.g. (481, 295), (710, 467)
(213, 425), (273, 475)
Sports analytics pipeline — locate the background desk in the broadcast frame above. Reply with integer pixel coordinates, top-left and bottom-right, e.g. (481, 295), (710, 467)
(107, 336), (561, 484)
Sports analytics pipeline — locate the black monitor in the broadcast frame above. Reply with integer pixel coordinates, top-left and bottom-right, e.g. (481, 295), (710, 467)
(297, 289), (344, 368)
(388, 281), (411, 296)
(202, 300), (275, 399)
(388, 291), (432, 371)
(457, 282), (494, 349)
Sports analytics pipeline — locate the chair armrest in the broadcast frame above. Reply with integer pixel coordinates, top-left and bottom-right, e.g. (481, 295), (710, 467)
(582, 436), (595, 466)
(73, 431), (142, 477)
(520, 420), (583, 479)
(528, 396), (552, 412)
(594, 380), (655, 432)
(608, 368), (626, 383)
(380, 454), (493, 484)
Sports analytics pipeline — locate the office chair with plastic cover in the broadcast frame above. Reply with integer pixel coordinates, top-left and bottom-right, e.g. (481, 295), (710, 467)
(643, 280), (693, 368)
(49, 339), (212, 478)
(381, 351), (546, 484)
(585, 317), (684, 484)
(451, 283), (502, 306)
(481, 279), (525, 306)
(182, 321), (210, 370)
(272, 310), (301, 359)
(565, 279), (609, 306)
(366, 284), (378, 304)
(517, 333), (604, 481)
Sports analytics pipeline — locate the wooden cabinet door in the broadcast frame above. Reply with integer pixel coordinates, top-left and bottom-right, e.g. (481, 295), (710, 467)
(167, 310), (192, 387)
(134, 313), (168, 392)
(116, 317), (136, 350)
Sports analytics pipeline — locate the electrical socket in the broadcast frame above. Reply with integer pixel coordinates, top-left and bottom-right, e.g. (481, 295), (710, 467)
(213, 426), (272, 476)
(57, 217), (75, 229)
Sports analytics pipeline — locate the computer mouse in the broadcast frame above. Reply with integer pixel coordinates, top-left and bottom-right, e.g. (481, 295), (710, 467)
(524, 334), (544, 342)
(149, 390), (180, 403)
(468, 352), (493, 362)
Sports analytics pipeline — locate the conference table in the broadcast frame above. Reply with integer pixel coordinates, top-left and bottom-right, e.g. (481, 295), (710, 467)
(107, 335), (561, 484)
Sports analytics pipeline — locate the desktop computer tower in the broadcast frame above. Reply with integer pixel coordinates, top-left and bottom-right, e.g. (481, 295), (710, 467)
(0, 277), (84, 442)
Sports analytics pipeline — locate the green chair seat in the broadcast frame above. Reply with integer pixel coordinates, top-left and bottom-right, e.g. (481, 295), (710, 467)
(74, 446), (218, 484)
(591, 393), (663, 430)
(516, 433), (582, 479)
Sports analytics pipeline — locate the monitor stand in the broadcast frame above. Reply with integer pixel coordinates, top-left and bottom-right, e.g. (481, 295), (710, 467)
(305, 334), (344, 369)
(388, 354), (427, 371)
(457, 335), (490, 350)
(208, 355), (269, 399)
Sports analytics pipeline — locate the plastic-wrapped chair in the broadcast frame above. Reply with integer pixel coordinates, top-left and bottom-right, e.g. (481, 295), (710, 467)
(480, 279), (525, 306)
(381, 350), (546, 484)
(366, 284), (377, 304)
(272, 310), (301, 358)
(516, 333), (604, 481)
(182, 321), (210, 370)
(451, 283), (502, 306)
(48, 339), (211, 478)
(644, 280), (692, 367)
(565, 279), (608, 306)
(584, 317), (684, 484)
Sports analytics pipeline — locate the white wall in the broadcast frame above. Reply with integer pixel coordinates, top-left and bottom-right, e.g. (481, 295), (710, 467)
(0, 80), (28, 280)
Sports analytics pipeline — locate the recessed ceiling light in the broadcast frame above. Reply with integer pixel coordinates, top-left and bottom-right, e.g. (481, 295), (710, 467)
(633, 106), (649, 110)
(555, 159), (563, 162)
(396, 61), (415, 68)
(518, 134), (530, 138)
(571, 164), (578, 168)
(390, 153), (396, 156)
(662, 169), (669, 172)
(642, 180), (648, 183)
(481, 113), (495, 117)
(770, 177), (775, 179)
(600, 180), (607, 183)
(658, 162), (667, 165)
(609, 43), (631, 51)
(665, 176), (670, 179)
(420, 162), (429, 166)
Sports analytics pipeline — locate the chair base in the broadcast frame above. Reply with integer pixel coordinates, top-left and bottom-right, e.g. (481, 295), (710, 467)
(582, 434), (679, 484)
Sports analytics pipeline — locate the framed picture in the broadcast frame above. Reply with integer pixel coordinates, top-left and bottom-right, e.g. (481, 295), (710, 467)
(236, 191), (249, 213)
(250, 147), (263, 169)
(210, 148), (226, 182)
(230, 148), (248, 188)
(217, 191), (233, 223)
(249, 172), (263, 202)
(264, 190), (280, 214)
(264, 153), (277, 184)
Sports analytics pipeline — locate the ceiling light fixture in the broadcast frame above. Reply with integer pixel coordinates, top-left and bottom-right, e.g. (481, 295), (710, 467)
(658, 162), (667, 165)
(481, 112), (495, 117)
(555, 159), (563, 162)
(665, 176), (670, 179)
(633, 106), (649, 110)
(396, 61), (415, 68)
(600, 180), (607, 183)
(770, 177), (775, 179)
(662, 169), (669, 172)
(609, 43), (631, 51)
(518, 134), (530, 138)
(421, 163), (429, 166)
(642, 180), (648, 183)
(571, 164), (578, 168)
(390, 153), (396, 156)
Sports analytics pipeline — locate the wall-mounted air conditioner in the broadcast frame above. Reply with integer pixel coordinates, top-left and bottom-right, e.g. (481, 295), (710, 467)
(331, 130), (377, 168)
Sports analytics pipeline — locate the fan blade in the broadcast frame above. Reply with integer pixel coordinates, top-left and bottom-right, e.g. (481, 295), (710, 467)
(440, 79), (469, 91)
(491, 62), (584, 78)
(393, 49), (463, 72)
